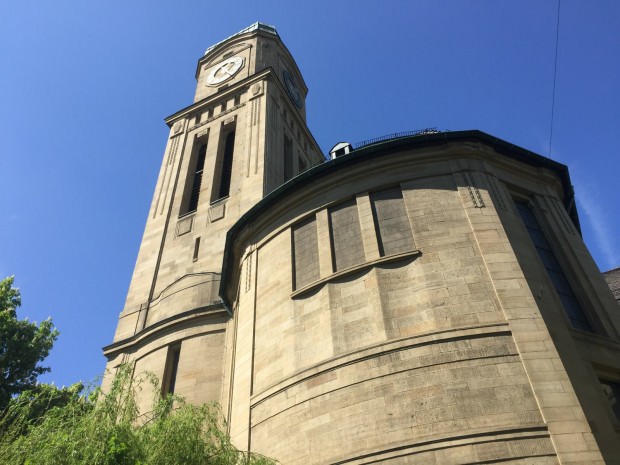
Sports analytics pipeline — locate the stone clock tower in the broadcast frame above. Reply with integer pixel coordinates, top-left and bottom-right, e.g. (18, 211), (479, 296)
(103, 23), (323, 412)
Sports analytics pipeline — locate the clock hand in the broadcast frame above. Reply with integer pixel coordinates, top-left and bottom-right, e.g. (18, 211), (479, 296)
(220, 62), (236, 76)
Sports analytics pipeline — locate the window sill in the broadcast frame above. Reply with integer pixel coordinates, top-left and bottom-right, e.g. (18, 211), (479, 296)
(210, 195), (229, 206)
(178, 210), (197, 220)
(292, 249), (421, 299)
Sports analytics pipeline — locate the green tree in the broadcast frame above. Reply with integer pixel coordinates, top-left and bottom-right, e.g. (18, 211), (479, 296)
(0, 366), (275, 465)
(0, 276), (59, 411)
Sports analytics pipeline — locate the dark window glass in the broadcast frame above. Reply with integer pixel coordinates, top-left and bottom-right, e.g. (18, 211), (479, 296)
(193, 237), (200, 261)
(515, 200), (592, 331)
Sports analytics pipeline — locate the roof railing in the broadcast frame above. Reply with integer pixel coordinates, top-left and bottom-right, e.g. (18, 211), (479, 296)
(353, 128), (442, 150)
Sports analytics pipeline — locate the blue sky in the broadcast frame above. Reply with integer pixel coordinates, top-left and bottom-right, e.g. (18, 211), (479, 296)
(2, 0), (619, 388)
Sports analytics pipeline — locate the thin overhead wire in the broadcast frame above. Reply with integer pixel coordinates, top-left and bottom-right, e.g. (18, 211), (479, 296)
(549, 0), (561, 157)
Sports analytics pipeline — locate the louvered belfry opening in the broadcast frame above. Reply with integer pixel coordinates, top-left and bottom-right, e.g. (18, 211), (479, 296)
(216, 129), (235, 200)
(188, 144), (207, 212)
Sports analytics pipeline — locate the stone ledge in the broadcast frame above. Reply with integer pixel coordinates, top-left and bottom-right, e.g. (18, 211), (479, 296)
(251, 322), (511, 407)
(328, 427), (552, 465)
(103, 304), (227, 356)
(291, 249), (422, 298)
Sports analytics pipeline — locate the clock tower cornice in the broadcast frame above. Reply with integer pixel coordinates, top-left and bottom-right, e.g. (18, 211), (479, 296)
(193, 22), (308, 99)
(164, 67), (273, 127)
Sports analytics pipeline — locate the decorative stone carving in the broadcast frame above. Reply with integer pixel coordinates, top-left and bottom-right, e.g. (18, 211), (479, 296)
(464, 172), (485, 208)
(209, 202), (226, 222)
(177, 215), (193, 236)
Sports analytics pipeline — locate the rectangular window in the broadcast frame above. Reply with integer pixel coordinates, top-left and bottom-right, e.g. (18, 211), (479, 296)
(181, 142), (208, 215)
(211, 126), (236, 202)
(329, 199), (365, 271)
(193, 237), (200, 261)
(292, 216), (320, 289)
(515, 200), (593, 331)
(370, 186), (414, 256)
(162, 343), (181, 396)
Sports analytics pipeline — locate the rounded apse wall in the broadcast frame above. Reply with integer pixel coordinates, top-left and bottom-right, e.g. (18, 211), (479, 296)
(222, 137), (586, 465)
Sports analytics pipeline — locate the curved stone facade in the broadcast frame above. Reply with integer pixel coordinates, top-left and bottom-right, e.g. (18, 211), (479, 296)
(105, 23), (620, 465)
(222, 136), (620, 464)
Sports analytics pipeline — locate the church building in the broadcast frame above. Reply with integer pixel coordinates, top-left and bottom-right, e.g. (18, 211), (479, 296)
(104, 23), (620, 464)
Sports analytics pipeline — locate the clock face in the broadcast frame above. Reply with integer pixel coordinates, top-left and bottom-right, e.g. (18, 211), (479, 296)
(283, 69), (303, 109)
(206, 56), (245, 86)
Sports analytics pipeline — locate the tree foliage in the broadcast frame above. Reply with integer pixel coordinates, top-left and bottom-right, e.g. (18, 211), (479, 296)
(0, 366), (275, 465)
(0, 276), (59, 411)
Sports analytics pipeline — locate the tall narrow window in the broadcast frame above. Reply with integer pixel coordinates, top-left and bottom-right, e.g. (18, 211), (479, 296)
(283, 135), (293, 182)
(515, 200), (593, 331)
(212, 127), (236, 201)
(181, 143), (207, 215)
(162, 343), (181, 396)
(193, 237), (200, 261)
(370, 186), (414, 256)
(329, 199), (364, 271)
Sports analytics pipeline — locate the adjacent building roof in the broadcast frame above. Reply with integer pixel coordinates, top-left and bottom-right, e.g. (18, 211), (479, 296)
(603, 267), (620, 304)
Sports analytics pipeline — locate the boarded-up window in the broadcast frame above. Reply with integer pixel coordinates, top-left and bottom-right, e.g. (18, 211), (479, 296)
(370, 187), (414, 256)
(329, 199), (364, 271)
(292, 216), (320, 289)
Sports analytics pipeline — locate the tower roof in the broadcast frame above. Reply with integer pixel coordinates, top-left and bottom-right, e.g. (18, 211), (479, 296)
(204, 22), (278, 55)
